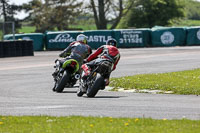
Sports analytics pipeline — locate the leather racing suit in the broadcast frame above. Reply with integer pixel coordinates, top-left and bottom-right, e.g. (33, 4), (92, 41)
(82, 45), (120, 85)
(59, 41), (92, 68)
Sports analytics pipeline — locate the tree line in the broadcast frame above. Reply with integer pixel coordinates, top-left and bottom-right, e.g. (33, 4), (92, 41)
(0, 0), (200, 33)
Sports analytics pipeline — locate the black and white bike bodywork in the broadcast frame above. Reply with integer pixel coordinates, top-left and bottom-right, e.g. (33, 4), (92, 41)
(77, 58), (113, 97)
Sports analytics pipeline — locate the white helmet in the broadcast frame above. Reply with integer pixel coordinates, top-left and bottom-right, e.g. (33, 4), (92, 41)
(76, 34), (87, 44)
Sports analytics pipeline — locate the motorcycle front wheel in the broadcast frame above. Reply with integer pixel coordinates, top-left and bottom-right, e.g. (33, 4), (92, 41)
(55, 70), (70, 93)
(87, 74), (105, 97)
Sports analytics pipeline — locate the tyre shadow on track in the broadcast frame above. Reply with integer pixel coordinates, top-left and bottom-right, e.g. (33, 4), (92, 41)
(62, 91), (77, 93)
(82, 96), (126, 98)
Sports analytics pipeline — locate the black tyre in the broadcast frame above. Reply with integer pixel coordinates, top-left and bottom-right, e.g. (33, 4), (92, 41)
(55, 71), (70, 93)
(77, 87), (84, 97)
(65, 78), (77, 88)
(87, 74), (104, 97)
(52, 84), (56, 92)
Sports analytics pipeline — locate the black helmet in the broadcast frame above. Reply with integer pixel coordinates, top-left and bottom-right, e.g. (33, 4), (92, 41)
(106, 38), (117, 47)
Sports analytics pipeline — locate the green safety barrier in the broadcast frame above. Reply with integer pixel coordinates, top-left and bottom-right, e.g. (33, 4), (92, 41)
(3, 33), (44, 51)
(113, 29), (151, 48)
(151, 27), (186, 47)
(186, 27), (200, 46)
(84, 30), (115, 49)
(45, 31), (83, 50)
(3, 27), (195, 52)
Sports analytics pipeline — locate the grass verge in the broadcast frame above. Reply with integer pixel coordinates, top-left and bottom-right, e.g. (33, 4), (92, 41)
(0, 116), (200, 133)
(110, 69), (200, 95)
(18, 26), (36, 33)
(172, 19), (200, 27)
(0, 31), (3, 41)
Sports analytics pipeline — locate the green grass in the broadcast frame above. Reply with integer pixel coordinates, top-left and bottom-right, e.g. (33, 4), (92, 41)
(69, 24), (112, 30)
(18, 26), (36, 33)
(17, 19), (200, 33)
(110, 69), (200, 95)
(0, 116), (200, 133)
(0, 31), (3, 41)
(70, 24), (97, 30)
(18, 25), (96, 33)
(18, 23), (112, 33)
(171, 19), (200, 27)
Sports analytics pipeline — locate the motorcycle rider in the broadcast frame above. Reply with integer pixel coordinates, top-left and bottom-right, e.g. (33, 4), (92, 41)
(52, 34), (92, 79)
(81, 38), (120, 86)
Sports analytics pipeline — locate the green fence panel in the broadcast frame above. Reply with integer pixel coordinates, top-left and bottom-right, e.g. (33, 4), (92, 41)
(186, 27), (200, 46)
(151, 27), (186, 47)
(113, 29), (151, 48)
(3, 33), (44, 51)
(84, 30), (115, 49)
(45, 31), (83, 50)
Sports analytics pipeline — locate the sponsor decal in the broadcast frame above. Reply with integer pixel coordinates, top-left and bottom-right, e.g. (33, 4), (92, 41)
(119, 30), (143, 44)
(87, 35), (112, 43)
(197, 29), (200, 40)
(49, 33), (75, 43)
(161, 31), (174, 45)
(49, 33), (112, 43)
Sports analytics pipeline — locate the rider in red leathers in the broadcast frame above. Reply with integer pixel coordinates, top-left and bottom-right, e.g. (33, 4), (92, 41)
(81, 38), (120, 86)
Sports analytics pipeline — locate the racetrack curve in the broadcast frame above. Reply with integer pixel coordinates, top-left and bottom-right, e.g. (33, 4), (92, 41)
(0, 46), (200, 120)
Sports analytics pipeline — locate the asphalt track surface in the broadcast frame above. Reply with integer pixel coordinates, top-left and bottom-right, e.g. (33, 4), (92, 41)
(0, 46), (200, 120)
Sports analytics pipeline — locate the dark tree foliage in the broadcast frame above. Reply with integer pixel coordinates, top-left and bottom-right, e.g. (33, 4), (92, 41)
(119, 0), (185, 28)
(184, 0), (200, 20)
(0, 0), (22, 33)
(88, 0), (134, 29)
(22, 0), (82, 33)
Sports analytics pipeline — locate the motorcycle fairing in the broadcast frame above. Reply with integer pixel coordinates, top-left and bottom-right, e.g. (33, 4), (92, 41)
(62, 59), (79, 73)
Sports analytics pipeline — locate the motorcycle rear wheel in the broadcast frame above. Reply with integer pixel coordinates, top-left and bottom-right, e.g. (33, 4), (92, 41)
(87, 74), (105, 97)
(55, 70), (70, 93)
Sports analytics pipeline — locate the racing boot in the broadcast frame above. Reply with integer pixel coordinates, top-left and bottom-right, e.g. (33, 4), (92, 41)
(52, 71), (58, 78)
(104, 78), (110, 86)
